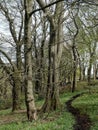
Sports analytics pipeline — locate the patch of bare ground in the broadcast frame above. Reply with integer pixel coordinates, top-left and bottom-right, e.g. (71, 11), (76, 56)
(66, 93), (92, 130)
(0, 109), (27, 125)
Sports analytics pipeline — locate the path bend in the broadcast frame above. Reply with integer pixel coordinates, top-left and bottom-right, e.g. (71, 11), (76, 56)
(66, 93), (91, 130)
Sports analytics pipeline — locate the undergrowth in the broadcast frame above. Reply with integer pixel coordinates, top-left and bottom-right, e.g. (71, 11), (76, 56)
(0, 93), (75, 130)
(72, 91), (98, 130)
(0, 81), (98, 130)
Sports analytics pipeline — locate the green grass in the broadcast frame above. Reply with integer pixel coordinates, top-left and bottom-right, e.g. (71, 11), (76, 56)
(72, 92), (98, 130)
(0, 93), (75, 130)
(0, 111), (74, 130)
(0, 80), (98, 130)
(0, 109), (11, 116)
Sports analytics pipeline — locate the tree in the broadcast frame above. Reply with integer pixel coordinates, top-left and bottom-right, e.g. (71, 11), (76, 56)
(24, 0), (37, 121)
(0, 0), (24, 111)
(77, 4), (98, 83)
(36, 0), (66, 112)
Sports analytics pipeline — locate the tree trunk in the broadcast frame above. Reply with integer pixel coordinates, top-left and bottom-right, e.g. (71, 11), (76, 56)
(12, 44), (22, 111)
(83, 65), (86, 81)
(87, 55), (92, 85)
(72, 46), (77, 92)
(24, 0), (37, 121)
(41, 23), (61, 112)
(16, 44), (23, 93)
(88, 64), (92, 85)
(38, 20), (46, 99)
(79, 60), (83, 81)
(93, 63), (96, 80)
(36, 0), (64, 112)
(95, 64), (98, 79)
(12, 69), (21, 111)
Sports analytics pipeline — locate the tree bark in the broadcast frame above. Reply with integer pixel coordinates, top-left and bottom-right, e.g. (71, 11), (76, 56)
(24, 0), (37, 121)
(12, 69), (21, 111)
(0, 2), (23, 112)
(12, 43), (23, 111)
(88, 60), (92, 85)
(72, 46), (77, 93)
(36, 0), (64, 112)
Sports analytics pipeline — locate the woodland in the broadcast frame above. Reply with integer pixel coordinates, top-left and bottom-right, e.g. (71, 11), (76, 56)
(0, 0), (98, 130)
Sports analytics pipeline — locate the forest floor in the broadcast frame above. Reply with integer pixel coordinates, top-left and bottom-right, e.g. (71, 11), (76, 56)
(0, 82), (98, 130)
(0, 109), (26, 125)
(66, 93), (91, 130)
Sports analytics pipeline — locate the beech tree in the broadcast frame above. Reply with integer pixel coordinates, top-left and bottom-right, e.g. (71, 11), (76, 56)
(0, 0), (98, 122)
(36, 0), (66, 112)
(77, 3), (98, 83)
(24, 0), (37, 121)
(0, 0), (24, 111)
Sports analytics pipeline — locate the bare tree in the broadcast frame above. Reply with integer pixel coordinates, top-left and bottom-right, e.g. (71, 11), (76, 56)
(36, 0), (65, 112)
(24, 0), (37, 121)
(0, 0), (24, 111)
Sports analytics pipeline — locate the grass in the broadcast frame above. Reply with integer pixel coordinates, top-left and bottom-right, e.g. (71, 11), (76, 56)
(72, 91), (98, 130)
(0, 113), (74, 130)
(0, 80), (98, 130)
(0, 93), (75, 130)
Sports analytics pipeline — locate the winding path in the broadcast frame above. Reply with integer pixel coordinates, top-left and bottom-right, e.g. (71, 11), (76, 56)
(66, 93), (91, 130)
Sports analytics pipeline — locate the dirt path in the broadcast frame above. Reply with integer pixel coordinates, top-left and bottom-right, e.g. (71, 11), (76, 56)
(66, 93), (91, 130)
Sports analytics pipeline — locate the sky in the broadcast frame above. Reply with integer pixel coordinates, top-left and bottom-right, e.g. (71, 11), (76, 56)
(0, 12), (16, 62)
(0, 13), (9, 36)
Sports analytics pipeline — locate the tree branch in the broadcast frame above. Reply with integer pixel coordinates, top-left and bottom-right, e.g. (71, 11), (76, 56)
(30, 0), (64, 17)
(0, 49), (15, 70)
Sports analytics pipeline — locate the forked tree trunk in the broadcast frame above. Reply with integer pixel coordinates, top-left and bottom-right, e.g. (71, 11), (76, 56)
(41, 26), (60, 112)
(40, 1), (63, 112)
(0, 48), (22, 112)
(24, 0), (37, 121)
(0, 3), (23, 111)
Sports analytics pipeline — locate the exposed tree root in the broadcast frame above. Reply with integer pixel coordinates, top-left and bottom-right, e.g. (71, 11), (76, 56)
(66, 93), (91, 130)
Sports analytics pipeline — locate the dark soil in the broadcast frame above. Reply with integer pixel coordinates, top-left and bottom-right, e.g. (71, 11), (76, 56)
(66, 93), (92, 130)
